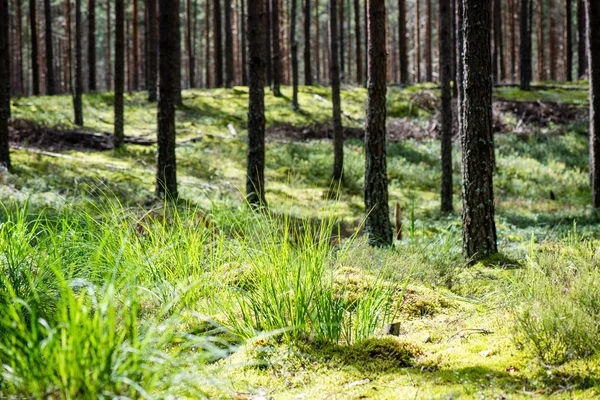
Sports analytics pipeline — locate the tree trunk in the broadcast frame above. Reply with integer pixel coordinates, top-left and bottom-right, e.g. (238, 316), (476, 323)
(88, 0), (97, 90)
(440, 0), (452, 212)
(132, 0), (139, 90)
(365, 0), (391, 246)
(330, 0), (343, 180)
(247, 0), (267, 207)
(315, 0), (320, 83)
(537, 0), (545, 80)
(147, 0), (157, 100)
(398, 0), (407, 84)
(16, 0), (24, 95)
(30, 0), (40, 95)
(44, 0), (56, 95)
(106, 0), (112, 90)
(271, 0), (282, 95)
(586, 0), (600, 207)
(213, 0), (223, 87)
(461, 0), (498, 262)
(510, 0), (516, 80)
(264, 0), (272, 86)
(424, 0), (431, 81)
(303, 0), (312, 84)
(157, 0), (179, 199)
(241, 0), (247, 85)
(291, 0), (299, 108)
(493, 0), (503, 82)
(578, 0), (586, 77)
(65, 0), (73, 93)
(549, 0), (557, 80)
(566, 0), (572, 81)
(520, 0), (532, 90)
(225, 0), (234, 86)
(339, 0), (344, 80)
(187, 0), (196, 87)
(0, 0), (10, 168)
(456, 0), (462, 100)
(175, 1), (182, 104)
(205, 0), (211, 87)
(416, 0), (421, 82)
(74, 0), (84, 125)
(113, 0), (124, 146)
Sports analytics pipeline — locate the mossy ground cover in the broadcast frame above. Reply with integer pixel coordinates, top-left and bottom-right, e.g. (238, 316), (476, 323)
(2, 84), (600, 398)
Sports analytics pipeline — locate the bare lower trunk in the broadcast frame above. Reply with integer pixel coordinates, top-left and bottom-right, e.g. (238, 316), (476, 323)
(586, 0), (600, 207)
(440, 0), (452, 212)
(398, 0), (407, 84)
(225, 0), (234, 87)
(147, 0), (157, 100)
(44, 0), (56, 95)
(578, 0), (586, 77)
(74, 0), (84, 125)
(271, 0), (282, 95)
(354, 0), (362, 83)
(88, 0), (97, 90)
(0, 0), (10, 168)
(213, 0), (223, 87)
(330, 0), (343, 181)
(113, 0), (125, 146)
(303, 0), (312, 84)
(291, 0), (299, 108)
(566, 0), (572, 81)
(520, 0), (532, 90)
(30, 0), (40, 95)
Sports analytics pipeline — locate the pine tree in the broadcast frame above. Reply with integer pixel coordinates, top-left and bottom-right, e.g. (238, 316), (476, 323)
(586, 0), (600, 207)
(271, 0), (282, 95)
(398, 0), (407, 84)
(566, 0), (572, 81)
(30, 0), (40, 95)
(493, 0), (504, 82)
(44, 0), (56, 95)
(224, 0), (234, 87)
(213, 0), (224, 87)
(520, 0), (532, 90)
(303, 0), (312, 84)
(106, 0), (112, 90)
(440, 0), (452, 212)
(74, 0), (84, 125)
(291, 0), (299, 108)
(0, 0), (10, 169)
(88, 0), (97, 90)
(578, 0), (586, 77)
(330, 0), (343, 181)
(424, 0), (432, 82)
(147, 0), (157, 100)
(113, 0), (125, 146)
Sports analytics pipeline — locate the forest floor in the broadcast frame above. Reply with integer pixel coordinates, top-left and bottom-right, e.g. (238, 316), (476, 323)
(2, 83), (600, 399)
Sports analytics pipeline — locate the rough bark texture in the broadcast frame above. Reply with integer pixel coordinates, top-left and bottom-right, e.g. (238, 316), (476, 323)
(271, 0), (282, 95)
(213, 0), (223, 87)
(0, 0), (10, 168)
(44, 0), (56, 95)
(225, 0), (234, 87)
(330, 0), (343, 180)
(456, 0), (463, 115)
(439, 0), (452, 212)
(30, 0), (40, 95)
(365, 0), (392, 246)
(537, 0), (545, 80)
(520, 0), (532, 90)
(587, 0), (600, 207)
(157, 0), (179, 199)
(493, 0), (503, 82)
(88, 0), (97, 90)
(247, 0), (267, 207)
(303, 0), (312, 84)
(461, 0), (498, 262)
(354, 0), (362, 83)
(398, 0), (407, 84)
(147, 0), (157, 100)
(113, 0), (124, 146)
(578, 0), (586, 77)
(566, 0), (572, 81)
(291, 0), (299, 108)
(241, 0), (247, 85)
(424, 0), (432, 82)
(74, 0), (84, 125)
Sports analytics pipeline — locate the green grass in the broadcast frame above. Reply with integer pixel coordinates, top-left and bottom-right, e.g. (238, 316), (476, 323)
(2, 84), (600, 398)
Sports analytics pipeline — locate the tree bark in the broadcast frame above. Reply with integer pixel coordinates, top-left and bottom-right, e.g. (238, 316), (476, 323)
(339, 0), (344, 80)
(330, 0), (343, 181)
(44, 0), (56, 95)
(510, 0), (516, 80)
(247, 0), (267, 207)
(365, 0), (392, 246)
(520, 0), (532, 90)
(456, 0), (463, 101)
(106, 0), (112, 90)
(147, 0), (157, 100)
(493, 0), (503, 82)
(205, 0), (211, 87)
(566, 0), (572, 81)
(241, 0), (247, 85)
(157, 0), (179, 199)
(461, 0), (498, 262)
(187, 0), (196, 87)
(16, 0), (24, 95)
(303, 0), (312, 84)
(537, 0), (545, 80)
(578, 0), (586, 77)
(315, 0), (320, 83)
(264, 0), (272, 86)
(291, 0), (299, 108)
(424, 0), (431, 81)
(440, 0), (452, 212)
(88, 0), (97, 90)
(29, 0), (40, 95)
(113, 0), (124, 146)
(271, 0), (282, 95)
(225, 0), (234, 86)
(65, 0), (73, 94)
(74, 0), (84, 125)
(415, 0), (421, 82)
(586, 0), (600, 207)
(398, 0), (407, 84)
(549, 0), (557, 80)
(213, 0), (223, 87)
(0, 0), (10, 169)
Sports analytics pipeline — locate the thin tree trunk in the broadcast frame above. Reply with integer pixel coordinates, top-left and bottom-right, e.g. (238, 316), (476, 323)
(315, 0), (320, 83)
(264, 0), (272, 86)
(147, 0), (157, 100)
(205, 0), (211, 87)
(440, 0), (452, 212)
(241, 0), (247, 85)
(578, 0), (586, 77)
(187, 0), (195, 86)
(424, 0), (431, 81)
(452, 0), (457, 96)
(365, 0), (391, 246)
(586, 0), (600, 207)
(65, 0), (73, 93)
(398, 0), (407, 84)
(44, 0), (56, 95)
(224, 0), (234, 86)
(88, 0), (97, 90)
(30, 0), (39, 95)
(416, 0), (421, 82)
(347, 0), (352, 81)
(330, 0), (343, 180)
(0, 0), (10, 168)
(461, 0), (497, 262)
(304, 0), (312, 84)
(74, 0), (83, 125)
(520, 0), (532, 89)
(291, 0), (299, 108)
(213, 0), (223, 87)
(106, 0), (112, 90)
(566, 0), (572, 81)
(537, 0), (545, 80)
(247, 0), (267, 207)
(16, 0), (24, 95)
(157, 0), (179, 199)
(510, 0), (516, 80)
(550, 0), (557, 80)
(493, 0), (503, 82)
(113, 0), (124, 146)
(339, 0), (344, 80)
(271, 0), (282, 95)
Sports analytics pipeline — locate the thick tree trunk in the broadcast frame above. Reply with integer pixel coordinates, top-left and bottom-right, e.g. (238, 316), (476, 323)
(147, 0), (157, 100)
(225, 0), (234, 86)
(440, 0), (452, 212)
(247, 0), (267, 207)
(416, 0), (421, 82)
(566, 0), (573, 81)
(271, 0), (282, 95)
(113, 0), (124, 146)
(44, 0), (56, 95)
(493, 0), (503, 82)
(106, 0), (112, 90)
(241, 0), (247, 85)
(578, 0), (586, 77)
(74, 0), (84, 125)
(0, 0), (10, 168)
(461, 0), (498, 262)
(586, 0), (600, 207)
(88, 0), (97, 90)
(365, 0), (392, 246)
(291, 0), (299, 108)
(304, 0), (312, 84)
(520, 0), (532, 90)
(537, 0), (545, 80)
(354, 0), (362, 84)
(424, 0), (431, 82)
(30, 0), (40, 95)
(330, 0), (343, 181)
(398, 0), (407, 84)
(157, 0), (179, 199)
(213, 0), (223, 87)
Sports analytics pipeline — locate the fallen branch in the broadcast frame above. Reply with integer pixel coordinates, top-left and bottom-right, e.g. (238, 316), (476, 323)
(313, 94), (357, 122)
